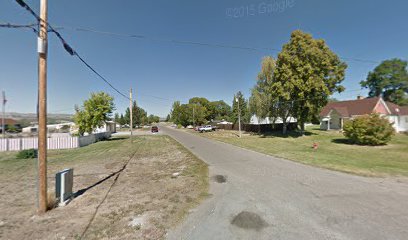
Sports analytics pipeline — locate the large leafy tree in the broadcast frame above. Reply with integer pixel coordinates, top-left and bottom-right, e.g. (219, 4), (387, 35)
(275, 30), (347, 133)
(170, 101), (182, 124)
(210, 100), (232, 121)
(74, 92), (115, 136)
(148, 114), (160, 124)
(189, 97), (211, 120)
(249, 56), (294, 134)
(189, 103), (207, 126)
(360, 59), (408, 105)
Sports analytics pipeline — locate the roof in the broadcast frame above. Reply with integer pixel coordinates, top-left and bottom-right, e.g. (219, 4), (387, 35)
(400, 107), (408, 115)
(320, 97), (381, 117)
(386, 101), (408, 116)
(1, 118), (17, 125)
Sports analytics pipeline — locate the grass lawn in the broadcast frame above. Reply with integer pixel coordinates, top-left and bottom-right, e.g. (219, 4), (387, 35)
(0, 135), (208, 240)
(193, 126), (408, 177)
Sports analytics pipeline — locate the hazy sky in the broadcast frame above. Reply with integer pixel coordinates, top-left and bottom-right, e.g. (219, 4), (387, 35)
(1, 0), (407, 117)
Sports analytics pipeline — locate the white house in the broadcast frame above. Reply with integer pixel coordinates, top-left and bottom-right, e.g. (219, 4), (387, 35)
(250, 115), (297, 125)
(319, 97), (408, 133)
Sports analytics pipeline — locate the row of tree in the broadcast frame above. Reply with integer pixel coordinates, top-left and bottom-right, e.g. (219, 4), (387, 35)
(169, 94), (251, 127)
(114, 101), (160, 128)
(171, 30), (407, 134)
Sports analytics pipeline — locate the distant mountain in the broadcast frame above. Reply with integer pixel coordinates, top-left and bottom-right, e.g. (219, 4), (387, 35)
(4, 112), (73, 127)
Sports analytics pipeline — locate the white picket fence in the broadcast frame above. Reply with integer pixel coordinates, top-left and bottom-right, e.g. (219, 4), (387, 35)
(0, 132), (111, 152)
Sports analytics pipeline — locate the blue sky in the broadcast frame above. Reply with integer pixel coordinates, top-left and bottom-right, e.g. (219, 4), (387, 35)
(1, 0), (407, 117)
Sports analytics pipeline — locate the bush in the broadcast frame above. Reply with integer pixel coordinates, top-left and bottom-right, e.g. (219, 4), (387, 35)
(343, 114), (395, 145)
(16, 149), (38, 159)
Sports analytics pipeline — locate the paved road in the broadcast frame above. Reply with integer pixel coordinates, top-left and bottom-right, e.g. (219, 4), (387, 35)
(162, 126), (408, 240)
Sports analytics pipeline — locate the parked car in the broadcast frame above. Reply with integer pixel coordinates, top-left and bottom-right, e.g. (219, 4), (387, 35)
(151, 126), (159, 133)
(198, 125), (213, 133)
(186, 125), (194, 129)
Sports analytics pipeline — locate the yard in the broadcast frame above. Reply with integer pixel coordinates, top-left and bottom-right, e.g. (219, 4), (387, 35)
(0, 135), (208, 240)
(192, 126), (408, 177)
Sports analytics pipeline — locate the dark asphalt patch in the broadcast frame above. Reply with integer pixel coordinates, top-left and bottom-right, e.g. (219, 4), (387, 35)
(213, 175), (227, 183)
(231, 211), (268, 231)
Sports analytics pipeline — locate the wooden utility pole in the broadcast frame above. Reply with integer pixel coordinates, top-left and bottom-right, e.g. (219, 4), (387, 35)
(235, 97), (241, 138)
(38, 0), (48, 213)
(2, 91), (5, 138)
(129, 88), (133, 136)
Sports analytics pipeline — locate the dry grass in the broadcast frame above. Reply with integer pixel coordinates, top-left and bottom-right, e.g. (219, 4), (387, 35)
(0, 135), (208, 240)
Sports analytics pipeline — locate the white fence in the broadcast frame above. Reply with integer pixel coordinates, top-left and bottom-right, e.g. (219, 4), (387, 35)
(0, 132), (111, 152)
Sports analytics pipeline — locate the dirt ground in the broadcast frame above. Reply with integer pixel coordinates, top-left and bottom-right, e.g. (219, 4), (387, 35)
(0, 135), (208, 240)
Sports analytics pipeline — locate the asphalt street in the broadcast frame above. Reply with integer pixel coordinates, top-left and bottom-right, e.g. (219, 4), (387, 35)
(162, 126), (408, 240)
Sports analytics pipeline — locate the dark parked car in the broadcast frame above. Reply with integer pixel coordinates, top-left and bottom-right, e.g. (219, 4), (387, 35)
(151, 126), (159, 133)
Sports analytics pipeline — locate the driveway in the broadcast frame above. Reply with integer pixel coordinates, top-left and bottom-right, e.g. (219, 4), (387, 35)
(162, 126), (408, 240)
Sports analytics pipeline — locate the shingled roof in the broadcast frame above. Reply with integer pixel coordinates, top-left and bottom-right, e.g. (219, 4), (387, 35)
(320, 97), (392, 117)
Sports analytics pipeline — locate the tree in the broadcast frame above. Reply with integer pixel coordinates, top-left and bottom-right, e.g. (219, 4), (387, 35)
(114, 113), (120, 123)
(361, 59), (408, 105)
(249, 56), (294, 134)
(210, 100), (232, 121)
(74, 92), (115, 136)
(189, 97), (211, 120)
(275, 30), (347, 133)
(148, 114), (160, 124)
(170, 101), (182, 124)
(232, 91), (250, 124)
(165, 114), (171, 122)
(119, 114), (125, 127)
(189, 103), (207, 126)
(124, 101), (148, 127)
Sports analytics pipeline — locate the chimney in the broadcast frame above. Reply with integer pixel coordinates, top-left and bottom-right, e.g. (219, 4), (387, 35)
(357, 95), (364, 100)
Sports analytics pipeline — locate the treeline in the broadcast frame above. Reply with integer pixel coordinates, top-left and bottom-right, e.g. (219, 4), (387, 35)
(168, 30), (408, 135)
(114, 101), (160, 127)
(169, 94), (251, 127)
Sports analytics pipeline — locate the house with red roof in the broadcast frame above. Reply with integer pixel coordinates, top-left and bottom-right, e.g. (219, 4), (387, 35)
(319, 97), (408, 133)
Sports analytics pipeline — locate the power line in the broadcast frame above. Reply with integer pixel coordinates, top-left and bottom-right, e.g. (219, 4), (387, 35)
(55, 25), (384, 64)
(8, 0), (378, 108)
(14, 0), (131, 101)
(55, 26), (280, 53)
(0, 22), (38, 33)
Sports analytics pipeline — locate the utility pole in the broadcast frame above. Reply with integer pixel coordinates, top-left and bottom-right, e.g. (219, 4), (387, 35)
(37, 0), (48, 213)
(235, 97), (241, 138)
(2, 91), (6, 138)
(129, 88), (133, 137)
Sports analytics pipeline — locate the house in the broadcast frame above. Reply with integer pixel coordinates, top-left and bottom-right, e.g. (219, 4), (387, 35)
(22, 122), (75, 133)
(0, 118), (21, 133)
(250, 115), (297, 125)
(93, 121), (117, 134)
(217, 120), (233, 125)
(319, 97), (408, 132)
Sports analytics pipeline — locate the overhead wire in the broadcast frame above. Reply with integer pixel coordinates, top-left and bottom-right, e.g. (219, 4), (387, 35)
(55, 25), (383, 64)
(0, 22), (38, 33)
(14, 0), (131, 101)
(9, 0), (376, 109)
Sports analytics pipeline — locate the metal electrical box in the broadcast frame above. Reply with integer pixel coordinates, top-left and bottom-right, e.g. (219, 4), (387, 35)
(55, 168), (73, 206)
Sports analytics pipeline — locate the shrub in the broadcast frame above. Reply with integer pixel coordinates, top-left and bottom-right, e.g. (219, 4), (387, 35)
(16, 149), (38, 159)
(343, 114), (395, 145)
